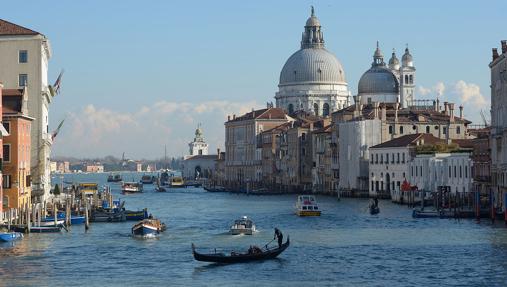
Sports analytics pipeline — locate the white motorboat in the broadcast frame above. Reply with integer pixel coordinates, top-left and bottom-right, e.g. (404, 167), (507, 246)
(295, 195), (321, 216)
(229, 216), (256, 235)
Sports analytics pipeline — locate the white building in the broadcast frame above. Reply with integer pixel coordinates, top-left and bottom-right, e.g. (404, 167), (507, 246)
(358, 42), (416, 108)
(490, 40), (507, 210)
(0, 19), (54, 203)
(369, 133), (444, 200)
(275, 7), (351, 116)
(183, 126), (217, 179)
(409, 152), (473, 196)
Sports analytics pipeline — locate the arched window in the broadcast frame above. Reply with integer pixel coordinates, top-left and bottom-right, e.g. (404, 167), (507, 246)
(409, 75), (413, 84)
(323, 103), (330, 117)
(313, 103), (319, 116)
(288, 104), (294, 115)
(389, 125), (393, 134)
(404, 75), (409, 84)
(399, 126), (404, 134)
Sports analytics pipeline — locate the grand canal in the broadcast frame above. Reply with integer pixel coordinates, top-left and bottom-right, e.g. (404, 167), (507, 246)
(1, 173), (507, 286)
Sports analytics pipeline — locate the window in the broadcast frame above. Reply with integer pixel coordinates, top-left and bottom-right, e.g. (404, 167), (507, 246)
(371, 181), (374, 191)
(411, 166), (414, 176)
(2, 175), (11, 189)
(443, 127), (447, 135)
(403, 172), (406, 178)
(457, 126), (461, 134)
(389, 125), (393, 134)
(409, 75), (413, 84)
(397, 153), (400, 163)
(465, 166), (468, 178)
(2, 122), (10, 134)
(391, 153), (394, 164)
(3, 144), (10, 162)
(302, 148), (306, 156)
(460, 166), (462, 178)
(19, 74), (28, 87)
(448, 166), (451, 177)
(313, 103), (319, 116)
(454, 166), (457, 177)
(288, 104), (294, 115)
(302, 133), (306, 141)
(402, 153), (405, 163)
(400, 126), (404, 134)
(380, 154), (383, 164)
(19, 50), (28, 63)
(426, 126), (430, 133)
(375, 154), (378, 164)
(323, 103), (330, 117)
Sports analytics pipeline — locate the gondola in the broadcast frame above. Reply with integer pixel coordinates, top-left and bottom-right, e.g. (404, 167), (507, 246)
(369, 205), (380, 215)
(191, 237), (290, 264)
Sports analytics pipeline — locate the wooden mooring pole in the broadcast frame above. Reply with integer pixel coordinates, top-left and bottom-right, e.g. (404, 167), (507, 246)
(84, 200), (90, 231)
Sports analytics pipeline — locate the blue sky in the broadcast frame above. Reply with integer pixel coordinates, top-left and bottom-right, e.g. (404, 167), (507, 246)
(3, 1), (505, 158)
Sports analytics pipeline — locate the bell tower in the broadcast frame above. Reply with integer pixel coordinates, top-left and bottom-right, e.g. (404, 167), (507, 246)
(400, 45), (416, 108)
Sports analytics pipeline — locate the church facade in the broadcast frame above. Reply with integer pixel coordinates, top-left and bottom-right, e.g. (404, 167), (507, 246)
(182, 126), (217, 180)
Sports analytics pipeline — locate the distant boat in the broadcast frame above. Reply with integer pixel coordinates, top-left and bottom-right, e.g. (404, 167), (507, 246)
(11, 225), (62, 233)
(140, 175), (154, 184)
(295, 195), (321, 216)
(122, 182), (143, 194)
(0, 232), (23, 242)
(107, 173), (123, 182)
(369, 205), (380, 215)
(170, 176), (185, 188)
(131, 218), (166, 237)
(230, 216), (256, 235)
(192, 237), (290, 264)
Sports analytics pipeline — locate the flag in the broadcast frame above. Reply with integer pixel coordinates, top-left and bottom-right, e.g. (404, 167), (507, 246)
(50, 69), (64, 97)
(51, 118), (65, 140)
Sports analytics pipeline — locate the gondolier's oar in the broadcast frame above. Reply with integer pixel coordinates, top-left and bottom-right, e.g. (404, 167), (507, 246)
(264, 239), (275, 249)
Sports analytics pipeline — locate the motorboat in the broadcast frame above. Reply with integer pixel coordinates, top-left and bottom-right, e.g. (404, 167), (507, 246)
(229, 216), (256, 235)
(122, 182), (143, 194)
(0, 232), (23, 242)
(140, 175), (155, 184)
(192, 237), (290, 263)
(131, 218), (166, 237)
(170, 176), (185, 188)
(295, 195), (321, 216)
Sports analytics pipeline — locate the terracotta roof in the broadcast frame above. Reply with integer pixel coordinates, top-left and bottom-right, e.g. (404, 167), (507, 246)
(370, 133), (444, 149)
(0, 19), (40, 36)
(227, 108), (288, 123)
(262, 122), (292, 134)
(313, 124), (332, 134)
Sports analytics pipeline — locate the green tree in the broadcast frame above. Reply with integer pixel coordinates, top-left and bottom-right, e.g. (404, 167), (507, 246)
(54, 184), (61, 196)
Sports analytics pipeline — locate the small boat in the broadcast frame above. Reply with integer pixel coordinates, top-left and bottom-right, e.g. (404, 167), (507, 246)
(140, 175), (154, 184)
(45, 213), (85, 225)
(369, 205), (380, 215)
(122, 182), (143, 194)
(0, 232), (23, 242)
(107, 173), (123, 182)
(131, 219), (166, 237)
(11, 225), (62, 233)
(91, 207), (126, 222)
(295, 195), (321, 216)
(170, 176), (185, 188)
(192, 237), (290, 264)
(230, 216), (256, 235)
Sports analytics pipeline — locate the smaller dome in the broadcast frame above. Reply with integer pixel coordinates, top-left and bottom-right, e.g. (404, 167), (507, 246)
(402, 47), (413, 67)
(358, 67), (399, 95)
(306, 16), (320, 27)
(388, 50), (400, 70)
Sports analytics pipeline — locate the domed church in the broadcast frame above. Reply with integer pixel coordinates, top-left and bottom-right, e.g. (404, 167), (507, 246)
(275, 7), (351, 117)
(358, 42), (416, 108)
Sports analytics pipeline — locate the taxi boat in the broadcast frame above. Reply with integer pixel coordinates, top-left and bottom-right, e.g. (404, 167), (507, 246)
(295, 195), (321, 216)
(170, 176), (185, 188)
(132, 218), (166, 237)
(122, 182), (143, 194)
(229, 216), (256, 235)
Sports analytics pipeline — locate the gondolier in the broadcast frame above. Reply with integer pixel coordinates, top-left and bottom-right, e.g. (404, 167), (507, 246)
(274, 228), (283, 248)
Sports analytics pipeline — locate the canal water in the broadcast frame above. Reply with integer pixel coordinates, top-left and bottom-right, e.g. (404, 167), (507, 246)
(1, 172), (507, 286)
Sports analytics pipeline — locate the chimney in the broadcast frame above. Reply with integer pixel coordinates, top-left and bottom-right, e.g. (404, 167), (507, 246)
(443, 102), (448, 115)
(252, 110), (256, 117)
(493, 48), (500, 61)
(459, 105), (463, 118)
(502, 40), (507, 54)
(381, 104), (386, 121)
(436, 98), (440, 112)
(448, 102), (455, 122)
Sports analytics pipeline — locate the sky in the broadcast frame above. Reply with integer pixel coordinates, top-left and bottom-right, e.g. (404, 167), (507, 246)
(3, 0), (506, 159)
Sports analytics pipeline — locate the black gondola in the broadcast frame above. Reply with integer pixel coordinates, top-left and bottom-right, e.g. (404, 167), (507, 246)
(369, 205), (380, 215)
(192, 237), (290, 264)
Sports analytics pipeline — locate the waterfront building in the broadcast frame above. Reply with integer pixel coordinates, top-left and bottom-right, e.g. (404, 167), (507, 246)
(85, 163), (104, 173)
(0, 85), (4, 220)
(224, 107), (291, 190)
(358, 43), (416, 108)
(183, 126), (217, 179)
(2, 88), (33, 209)
(0, 19), (54, 203)
(408, 151), (473, 196)
(333, 98), (471, 195)
(275, 7), (351, 115)
(369, 133), (444, 200)
(260, 122), (291, 190)
(490, 40), (507, 211)
(311, 124), (334, 194)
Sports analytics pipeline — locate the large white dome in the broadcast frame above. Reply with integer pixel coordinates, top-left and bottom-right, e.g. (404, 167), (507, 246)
(279, 48), (346, 86)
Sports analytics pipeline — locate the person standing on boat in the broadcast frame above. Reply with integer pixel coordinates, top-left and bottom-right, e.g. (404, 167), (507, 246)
(274, 228), (283, 248)
(374, 197), (379, 208)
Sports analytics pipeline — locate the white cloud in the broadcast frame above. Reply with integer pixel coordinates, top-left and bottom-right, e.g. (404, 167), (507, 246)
(52, 100), (263, 159)
(418, 86), (431, 96)
(434, 82), (445, 98)
(417, 82), (445, 98)
(453, 80), (487, 107)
